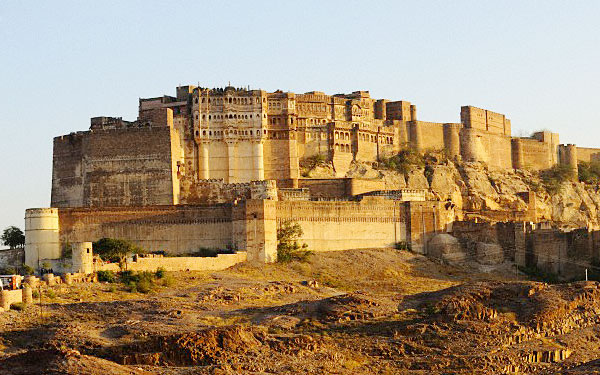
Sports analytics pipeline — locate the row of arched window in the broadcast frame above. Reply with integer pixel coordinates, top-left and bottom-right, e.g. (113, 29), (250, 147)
(334, 143), (351, 152)
(334, 131), (350, 140)
(195, 129), (267, 137)
(194, 97), (264, 105)
(196, 113), (268, 121)
(359, 133), (393, 144)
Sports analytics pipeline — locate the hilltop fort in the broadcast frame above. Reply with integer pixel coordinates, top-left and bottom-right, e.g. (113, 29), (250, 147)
(21, 84), (600, 278)
(51, 85), (597, 208)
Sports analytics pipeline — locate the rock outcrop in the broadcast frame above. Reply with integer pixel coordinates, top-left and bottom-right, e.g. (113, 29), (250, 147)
(348, 160), (600, 228)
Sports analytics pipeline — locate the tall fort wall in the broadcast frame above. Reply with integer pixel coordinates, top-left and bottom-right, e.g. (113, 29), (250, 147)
(25, 199), (452, 268)
(52, 124), (177, 208)
(276, 199), (448, 253)
(575, 147), (600, 163)
(58, 205), (235, 254)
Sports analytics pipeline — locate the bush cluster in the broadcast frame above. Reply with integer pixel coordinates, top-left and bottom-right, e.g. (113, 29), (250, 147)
(300, 153), (328, 177)
(518, 265), (560, 284)
(394, 241), (411, 251)
(97, 270), (116, 283)
(379, 148), (445, 182)
(97, 267), (173, 293)
(578, 161), (600, 185)
(540, 164), (575, 194)
(0, 265), (34, 276)
(93, 238), (144, 264)
(10, 302), (26, 311)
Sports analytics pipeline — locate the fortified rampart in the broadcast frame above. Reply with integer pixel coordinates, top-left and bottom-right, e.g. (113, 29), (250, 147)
(50, 84), (584, 211)
(25, 197), (453, 269)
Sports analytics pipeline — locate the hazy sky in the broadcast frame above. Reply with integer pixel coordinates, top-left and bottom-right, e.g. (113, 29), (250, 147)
(0, 1), (599, 233)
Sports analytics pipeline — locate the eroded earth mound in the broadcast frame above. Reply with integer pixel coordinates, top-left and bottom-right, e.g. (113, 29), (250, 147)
(3, 249), (600, 374)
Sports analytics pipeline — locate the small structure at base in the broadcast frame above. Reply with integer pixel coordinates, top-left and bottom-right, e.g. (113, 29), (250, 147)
(428, 234), (466, 264)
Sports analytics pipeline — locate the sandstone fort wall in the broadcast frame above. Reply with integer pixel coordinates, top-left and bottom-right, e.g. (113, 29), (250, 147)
(0, 248), (25, 270)
(416, 121), (446, 151)
(275, 200), (405, 251)
(576, 147), (600, 163)
(58, 205), (235, 254)
(52, 127), (177, 208)
(97, 252), (248, 273)
(460, 128), (513, 170)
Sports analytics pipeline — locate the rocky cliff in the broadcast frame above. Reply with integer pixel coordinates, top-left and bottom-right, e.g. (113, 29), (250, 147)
(305, 158), (600, 229)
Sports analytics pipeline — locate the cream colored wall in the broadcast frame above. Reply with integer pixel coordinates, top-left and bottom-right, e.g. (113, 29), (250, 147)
(576, 147), (600, 162)
(516, 138), (556, 170)
(460, 128), (513, 170)
(263, 139), (298, 180)
(207, 142), (229, 181)
(293, 220), (403, 251)
(65, 221), (233, 255)
(417, 121), (446, 150)
(58, 206), (235, 255)
(276, 200), (404, 251)
(98, 252), (247, 272)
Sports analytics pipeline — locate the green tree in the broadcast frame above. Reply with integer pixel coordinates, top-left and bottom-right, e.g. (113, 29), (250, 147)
(277, 220), (311, 262)
(1, 226), (25, 249)
(92, 238), (143, 264)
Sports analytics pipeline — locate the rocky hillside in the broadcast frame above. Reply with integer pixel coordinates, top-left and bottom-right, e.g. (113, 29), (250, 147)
(304, 157), (600, 228)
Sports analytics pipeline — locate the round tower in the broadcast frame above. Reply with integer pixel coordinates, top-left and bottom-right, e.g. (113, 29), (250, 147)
(410, 105), (417, 121)
(24, 208), (60, 269)
(443, 123), (461, 160)
(410, 121), (423, 151)
(511, 138), (524, 170)
(71, 241), (94, 274)
(565, 144), (579, 181)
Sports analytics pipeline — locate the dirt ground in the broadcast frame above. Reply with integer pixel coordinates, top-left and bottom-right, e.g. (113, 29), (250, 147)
(1, 248), (600, 374)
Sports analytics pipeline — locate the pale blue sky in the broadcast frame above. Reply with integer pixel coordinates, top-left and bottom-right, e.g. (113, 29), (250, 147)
(1, 1), (599, 232)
